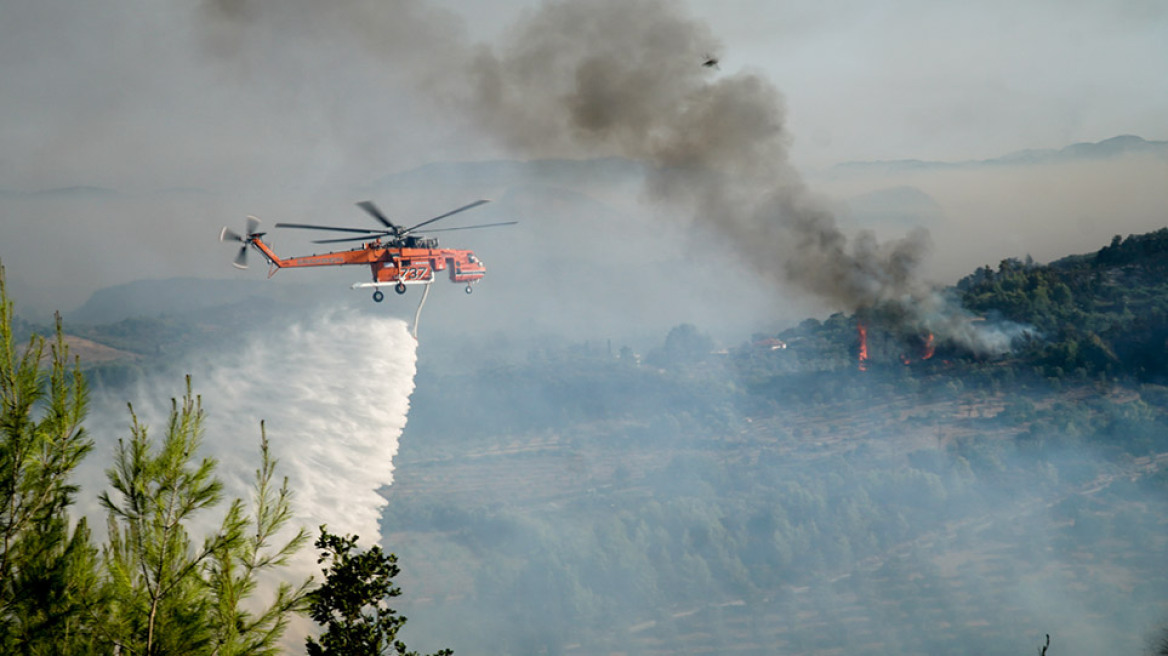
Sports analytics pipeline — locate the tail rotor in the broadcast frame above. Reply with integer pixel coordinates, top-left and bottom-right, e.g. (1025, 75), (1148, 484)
(219, 216), (262, 269)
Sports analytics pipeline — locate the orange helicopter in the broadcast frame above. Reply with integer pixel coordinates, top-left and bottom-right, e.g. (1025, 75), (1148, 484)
(219, 200), (514, 302)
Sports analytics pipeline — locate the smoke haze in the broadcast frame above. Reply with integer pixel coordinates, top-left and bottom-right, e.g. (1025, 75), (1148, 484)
(190, 0), (1035, 352)
(0, 0), (1162, 345)
(2, 1), (1167, 654)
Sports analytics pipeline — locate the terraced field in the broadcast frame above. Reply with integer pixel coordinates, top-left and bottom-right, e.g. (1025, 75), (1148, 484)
(384, 378), (1168, 655)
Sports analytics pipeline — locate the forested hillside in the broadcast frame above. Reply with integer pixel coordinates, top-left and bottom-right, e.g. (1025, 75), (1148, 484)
(385, 228), (1168, 655)
(959, 228), (1168, 379)
(10, 228), (1168, 655)
(728, 227), (1168, 385)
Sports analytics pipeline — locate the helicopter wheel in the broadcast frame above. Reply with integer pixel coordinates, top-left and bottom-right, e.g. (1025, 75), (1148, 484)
(395, 283), (408, 295)
(465, 284), (474, 295)
(372, 290), (384, 303)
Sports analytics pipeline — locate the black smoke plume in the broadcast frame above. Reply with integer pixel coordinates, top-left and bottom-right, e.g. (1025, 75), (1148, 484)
(200, 0), (1013, 353)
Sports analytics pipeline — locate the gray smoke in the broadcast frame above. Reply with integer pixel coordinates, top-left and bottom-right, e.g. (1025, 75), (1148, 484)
(198, 0), (1009, 352)
(442, 0), (937, 312)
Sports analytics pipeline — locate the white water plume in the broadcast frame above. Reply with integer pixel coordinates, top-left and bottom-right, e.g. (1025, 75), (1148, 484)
(84, 310), (418, 549)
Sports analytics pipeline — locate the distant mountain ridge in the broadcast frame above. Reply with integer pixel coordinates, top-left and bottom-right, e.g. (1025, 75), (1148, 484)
(829, 135), (1168, 176)
(839, 185), (944, 229)
(65, 278), (271, 324)
(63, 277), (343, 325)
(367, 157), (645, 194)
(0, 185), (121, 199)
(3, 137), (1160, 198)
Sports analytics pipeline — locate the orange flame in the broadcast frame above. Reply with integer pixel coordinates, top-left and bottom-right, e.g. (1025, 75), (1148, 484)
(857, 323), (869, 371)
(901, 333), (935, 365)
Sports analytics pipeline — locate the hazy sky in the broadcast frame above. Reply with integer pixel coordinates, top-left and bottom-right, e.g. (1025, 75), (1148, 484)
(449, 0), (1168, 168)
(695, 0), (1168, 168)
(1, 0), (1165, 330)
(1, 0), (1164, 191)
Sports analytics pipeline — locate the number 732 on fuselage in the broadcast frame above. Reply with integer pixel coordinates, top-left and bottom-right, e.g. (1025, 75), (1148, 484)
(219, 200), (515, 302)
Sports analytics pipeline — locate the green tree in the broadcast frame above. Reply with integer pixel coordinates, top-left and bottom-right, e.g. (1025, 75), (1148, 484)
(100, 380), (312, 656)
(1, 266), (312, 653)
(99, 381), (234, 655)
(0, 266), (99, 653)
(305, 527), (451, 656)
(206, 424), (312, 656)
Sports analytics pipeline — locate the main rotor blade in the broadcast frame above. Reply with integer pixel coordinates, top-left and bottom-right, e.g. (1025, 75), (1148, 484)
(312, 235), (390, 244)
(403, 199), (490, 234)
(275, 222), (386, 234)
(423, 221), (518, 233)
(356, 201), (397, 229)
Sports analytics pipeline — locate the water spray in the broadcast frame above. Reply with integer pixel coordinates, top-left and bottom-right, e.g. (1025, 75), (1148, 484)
(84, 310), (419, 550)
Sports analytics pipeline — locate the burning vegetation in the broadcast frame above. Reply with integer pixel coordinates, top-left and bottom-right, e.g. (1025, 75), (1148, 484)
(856, 318), (937, 372)
(857, 322), (869, 371)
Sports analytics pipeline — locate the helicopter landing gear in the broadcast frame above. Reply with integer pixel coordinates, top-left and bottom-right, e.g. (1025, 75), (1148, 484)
(372, 290), (384, 303)
(395, 282), (408, 295)
(465, 284), (475, 295)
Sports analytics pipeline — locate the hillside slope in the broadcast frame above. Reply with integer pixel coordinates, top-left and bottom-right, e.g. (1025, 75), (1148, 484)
(380, 229), (1168, 656)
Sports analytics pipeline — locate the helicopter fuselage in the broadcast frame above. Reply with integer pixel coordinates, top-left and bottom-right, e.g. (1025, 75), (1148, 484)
(248, 237), (486, 288)
(222, 199), (510, 300)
